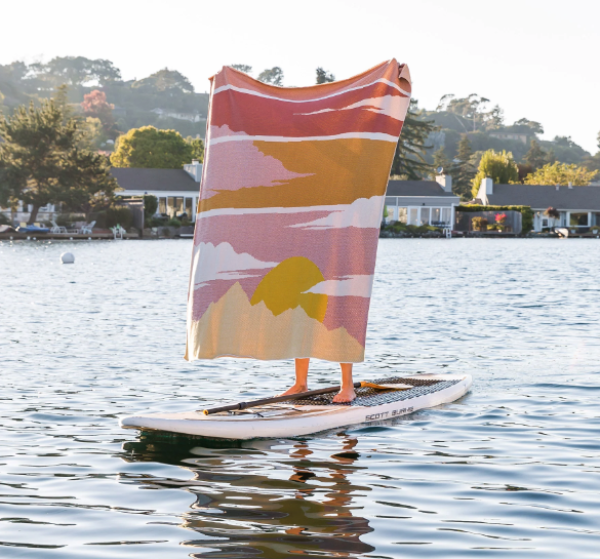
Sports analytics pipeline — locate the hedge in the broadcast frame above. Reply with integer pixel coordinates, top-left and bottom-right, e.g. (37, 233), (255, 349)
(457, 205), (534, 235)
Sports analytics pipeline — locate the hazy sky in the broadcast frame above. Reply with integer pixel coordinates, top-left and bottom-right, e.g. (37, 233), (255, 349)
(2, 0), (599, 152)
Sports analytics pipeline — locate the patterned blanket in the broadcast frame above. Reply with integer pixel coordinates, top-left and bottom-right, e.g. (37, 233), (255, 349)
(186, 59), (411, 362)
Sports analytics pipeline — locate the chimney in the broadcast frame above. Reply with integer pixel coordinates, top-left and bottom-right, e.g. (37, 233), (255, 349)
(184, 160), (203, 182)
(482, 177), (493, 195)
(555, 184), (559, 191)
(568, 181), (573, 189)
(435, 173), (453, 193)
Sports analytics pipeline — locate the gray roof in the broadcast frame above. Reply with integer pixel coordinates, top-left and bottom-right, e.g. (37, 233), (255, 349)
(110, 168), (199, 193)
(487, 184), (600, 211)
(386, 180), (458, 197)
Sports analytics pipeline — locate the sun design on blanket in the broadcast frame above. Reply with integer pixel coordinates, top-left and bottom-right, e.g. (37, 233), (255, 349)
(250, 257), (328, 322)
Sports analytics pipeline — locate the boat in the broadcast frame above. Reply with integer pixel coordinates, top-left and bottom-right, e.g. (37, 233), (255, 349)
(120, 374), (471, 439)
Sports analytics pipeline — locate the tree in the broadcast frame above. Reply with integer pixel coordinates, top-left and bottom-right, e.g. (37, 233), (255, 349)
(316, 67), (335, 84)
(442, 94), (504, 132)
(582, 130), (600, 174)
(523, 139), (547, 170)
(433, 147), (450, 173)
(450, 135), (477, 200)
(513, 118), (544, 135)
(30, 56), (121, 87)
(471, 150), (519, 197)
(133, 68), (194, 93)
(231, 64), (252, 74)
(390, 99), (435, 179)
(143, 194), (158, 220)
(81, 90), (117, 137)
(0, 99), (118, 223)
(185, 136), (204, 162)
(257, 67), (284, 86)
(110, 126), (193, 168)
(523, 162), (598, 186)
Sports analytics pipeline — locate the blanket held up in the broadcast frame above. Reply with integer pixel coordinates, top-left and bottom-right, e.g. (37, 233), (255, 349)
(186, 59), (411, 362)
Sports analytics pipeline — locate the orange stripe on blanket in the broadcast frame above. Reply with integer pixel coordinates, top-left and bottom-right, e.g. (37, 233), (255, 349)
(198, 138), (397, 212)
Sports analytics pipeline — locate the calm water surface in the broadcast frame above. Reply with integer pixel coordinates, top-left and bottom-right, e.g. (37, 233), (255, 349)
(1, 239), (599, 558)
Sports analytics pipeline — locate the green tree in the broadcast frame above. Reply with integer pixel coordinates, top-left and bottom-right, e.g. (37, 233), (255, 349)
(471, 150), (519, 197)
(450, 135), (476, 200)
(257, 67), (284, 86)
(231, 64), (252, 74)
(30, 56), (121, 87)
(390, 99), (435, 180)
(582, 131), (600, 173)
(143, 194), (158, 220)
(0, 99), (118, 223)
(523, 162), (598, 186)
(185, 136), (204, 162)
(513, 118), (544, 135)
(132, 68), (194, 93)
(110, 126), (193, 168)
(316, 67), (335, 84)
(523, 139), (547, 170)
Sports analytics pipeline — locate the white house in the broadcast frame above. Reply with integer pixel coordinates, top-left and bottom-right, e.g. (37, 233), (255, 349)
(475, 178), (600, 232)
(111, 160), (203, 220)
(385, 174), (460, 228)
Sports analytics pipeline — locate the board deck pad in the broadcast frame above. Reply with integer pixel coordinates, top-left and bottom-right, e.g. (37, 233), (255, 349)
(292, 376), (460, 407)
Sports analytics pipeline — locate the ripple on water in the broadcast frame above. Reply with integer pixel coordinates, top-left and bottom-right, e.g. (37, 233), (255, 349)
(0, 238), (599, 558)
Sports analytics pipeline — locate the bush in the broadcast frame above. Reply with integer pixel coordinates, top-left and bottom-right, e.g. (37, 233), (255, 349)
(106, 206), (133, 230)
(472, 217), (488, 231)
(147, 215), (168, 227)
(167, 217), (182, 227)
(458, 205), (534, 235)
(143, 195), (158, 220)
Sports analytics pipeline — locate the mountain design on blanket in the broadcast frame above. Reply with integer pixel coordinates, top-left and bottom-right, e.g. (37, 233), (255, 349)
(186, 59), (411, 362)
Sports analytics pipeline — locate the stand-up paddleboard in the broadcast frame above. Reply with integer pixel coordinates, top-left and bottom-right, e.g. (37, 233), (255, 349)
(120, 374), (472, 439)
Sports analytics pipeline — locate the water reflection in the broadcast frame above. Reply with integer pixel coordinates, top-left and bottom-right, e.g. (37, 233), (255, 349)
(122, 434), (374, 558)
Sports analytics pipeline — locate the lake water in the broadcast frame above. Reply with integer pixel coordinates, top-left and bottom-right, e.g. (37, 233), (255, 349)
(1, 238), (599, 558)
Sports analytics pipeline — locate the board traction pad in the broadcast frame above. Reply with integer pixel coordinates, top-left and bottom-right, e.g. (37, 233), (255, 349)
(292, 377), (461, 407)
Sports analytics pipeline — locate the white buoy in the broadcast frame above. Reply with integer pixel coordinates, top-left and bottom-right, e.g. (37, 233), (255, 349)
(61, 252), (75, 264)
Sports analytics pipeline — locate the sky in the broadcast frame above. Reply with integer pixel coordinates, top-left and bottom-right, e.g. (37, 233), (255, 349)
(2, 0), (599, 153)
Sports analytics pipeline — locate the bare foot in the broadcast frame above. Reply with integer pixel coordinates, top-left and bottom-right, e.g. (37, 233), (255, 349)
(278, 383), (308, 397)
(332, 386), (356, 403)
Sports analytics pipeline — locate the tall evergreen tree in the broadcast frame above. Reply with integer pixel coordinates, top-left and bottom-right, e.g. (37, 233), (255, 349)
(523, 139), (547, 170)
(390, 100), (435, 180)
(450, 135), (476, 200)
(0, 99), (117, 223)
(433, 147), (450, 173)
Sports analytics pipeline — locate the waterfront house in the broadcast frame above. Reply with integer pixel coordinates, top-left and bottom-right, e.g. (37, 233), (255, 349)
(475, 178), (600, 232)
(385, 174), (461, 228)
(111, 161), (202, 220)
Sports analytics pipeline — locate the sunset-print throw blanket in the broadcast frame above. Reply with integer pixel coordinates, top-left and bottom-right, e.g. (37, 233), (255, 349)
(185, 59), (411, 362)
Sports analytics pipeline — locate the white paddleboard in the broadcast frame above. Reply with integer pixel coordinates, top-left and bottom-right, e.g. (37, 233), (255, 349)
(120, 374), (472, 439)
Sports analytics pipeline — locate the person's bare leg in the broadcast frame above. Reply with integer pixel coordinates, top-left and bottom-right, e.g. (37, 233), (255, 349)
(332, 363), (356, 403)
(279, 358), (310, 396)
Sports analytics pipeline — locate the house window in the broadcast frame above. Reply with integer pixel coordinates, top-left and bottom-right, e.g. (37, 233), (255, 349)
(441, 207), (451, 225)
(569, 213), (589, 227)
(431, 208), (441, 224)
(398, 207), (407, 224)
(185, 198), (193, 220)
(421, 207), (430, 225)
(158, 197), (166, 215)
(409, 207), (419, 225)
